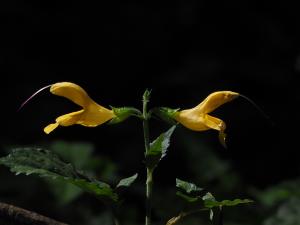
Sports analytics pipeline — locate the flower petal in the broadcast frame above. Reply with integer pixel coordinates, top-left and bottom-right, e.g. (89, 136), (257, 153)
(44, 103), (115, 134)
(50, 82), (92, 108)
(44, 123), (59, 134)
(194, 91), (239, 114)
(56, 110), (84, 126)
(76, 102), (115, 126)
(175, 110), (209, 131)
(44, 82), (116, 134)
(203, 114), (227, 147)
(44, 110), (84, 134)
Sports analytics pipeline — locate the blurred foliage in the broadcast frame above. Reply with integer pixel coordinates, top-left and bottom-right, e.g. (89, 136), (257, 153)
(1, 138), (300, 225)
(263, 198), (300, 225)
(47, 141), (118, 205)
(253, 178), (300, 207)
(179, 129), (241, 191)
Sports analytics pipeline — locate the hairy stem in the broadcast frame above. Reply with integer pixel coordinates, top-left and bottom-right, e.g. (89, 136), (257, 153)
(143, 90), (152, 225)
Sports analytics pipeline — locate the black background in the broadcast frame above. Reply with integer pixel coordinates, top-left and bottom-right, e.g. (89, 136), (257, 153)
(1, 0), (300, 212)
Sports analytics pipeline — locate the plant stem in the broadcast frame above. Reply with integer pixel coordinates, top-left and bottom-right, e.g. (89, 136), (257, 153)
(143, 90), (152, 225)
(145, 168), (153, 225)
(112, 207), (120, 225)
(113, 216), (120, 225)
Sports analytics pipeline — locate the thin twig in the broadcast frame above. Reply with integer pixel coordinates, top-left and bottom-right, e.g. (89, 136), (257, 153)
(166, 208), (208, 225)
(0, 202), (68, 225)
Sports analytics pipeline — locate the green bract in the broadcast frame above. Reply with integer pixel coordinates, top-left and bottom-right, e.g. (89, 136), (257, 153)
(110, 106), (142, 124)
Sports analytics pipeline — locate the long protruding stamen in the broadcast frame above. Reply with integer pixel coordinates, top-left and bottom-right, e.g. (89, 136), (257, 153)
(18, 84), (52, 111)
(239, 94), (274, 125)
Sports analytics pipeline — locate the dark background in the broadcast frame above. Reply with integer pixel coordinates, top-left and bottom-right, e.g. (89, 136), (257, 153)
(1, 2), (300, 225)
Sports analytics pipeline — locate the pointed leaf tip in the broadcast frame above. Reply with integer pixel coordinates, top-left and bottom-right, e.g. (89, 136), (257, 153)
(116, 173), (138, 189)
(145, 125), (176, 169)
(176, 178), (203, 194)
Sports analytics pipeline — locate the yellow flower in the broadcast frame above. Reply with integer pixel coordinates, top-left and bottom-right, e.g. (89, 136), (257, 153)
(44, 82), (115, 134)
(175, 91), (239, 146)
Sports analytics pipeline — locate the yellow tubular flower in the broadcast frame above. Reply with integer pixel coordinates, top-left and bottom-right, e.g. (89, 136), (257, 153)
(175, 91), (239, 147)
(44, 82), (115, 134)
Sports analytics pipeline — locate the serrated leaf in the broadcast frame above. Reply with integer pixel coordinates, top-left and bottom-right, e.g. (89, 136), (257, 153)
(176, 178), (203, 194)
(116, 173), (138, 188)
(204, 198), (253, 208)
(0, 148), (118, 202)
(145, 126), (176, 169)
(148, 125), (176, 157)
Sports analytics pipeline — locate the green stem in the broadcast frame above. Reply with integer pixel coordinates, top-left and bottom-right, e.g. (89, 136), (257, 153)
(146, 168), (153, 225)
(113, 217), (120, 225)
(143, 90), (152, 225)
(112, 207), (121, 225)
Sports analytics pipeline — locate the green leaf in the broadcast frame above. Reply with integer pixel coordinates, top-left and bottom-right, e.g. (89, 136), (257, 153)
(263, 197), (300, 225)
(252, 179), (300, 207)
(176, 191), (200, 203)
(176, 179), (205, 204)
(0, 148), (118, 202)
(145, 126), (176, 169)
(176, 178), (204, 194)
(116, 173), (138, 189)
(204, 198), (253, 208)
(202, 192), (216, 201)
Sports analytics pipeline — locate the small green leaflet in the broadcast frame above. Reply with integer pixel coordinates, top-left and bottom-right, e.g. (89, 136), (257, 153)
(204, 197), (254, 208)
(176, 178), (203, 194)
(174, 180), (253, 222)
(145, 126), (176, 169)
(175, 179), (204, 203)
(0, 148), (118, 202)
(116, 173), (138, 189)
(176, 191), (200, 203)
(202, 192), (253, 220)
(202, 192), (216, 201)
(176, 179), (204, 203)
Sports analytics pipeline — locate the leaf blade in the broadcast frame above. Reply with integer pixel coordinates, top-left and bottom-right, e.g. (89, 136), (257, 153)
(116, 173), (138, 189)
(176, 178), (204, 194)
(0, 148), (118, 202)
(145, 126), (176, 169)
